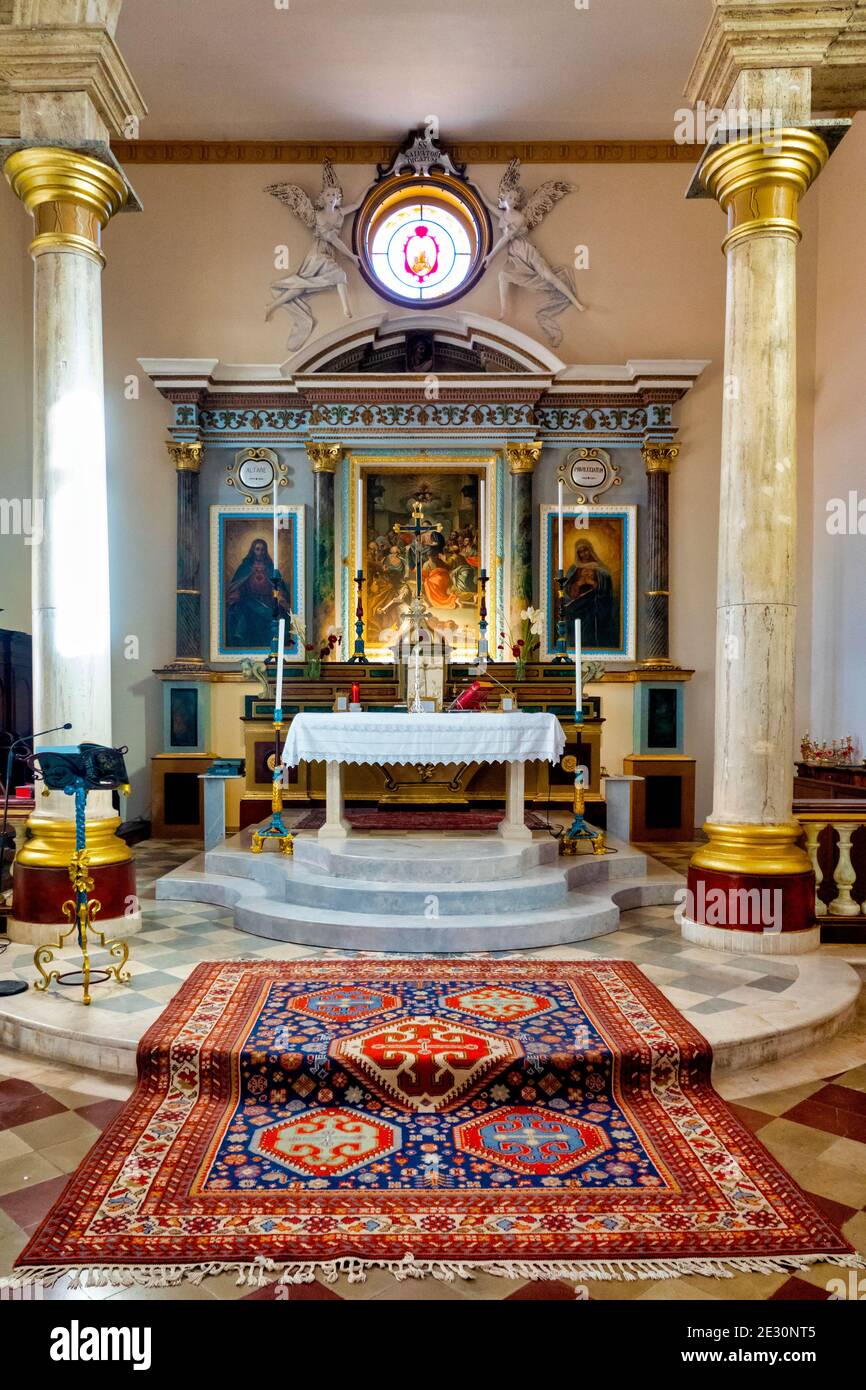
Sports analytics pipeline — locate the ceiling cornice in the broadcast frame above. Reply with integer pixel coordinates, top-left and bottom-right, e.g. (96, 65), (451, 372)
(112, 138), (699, 166)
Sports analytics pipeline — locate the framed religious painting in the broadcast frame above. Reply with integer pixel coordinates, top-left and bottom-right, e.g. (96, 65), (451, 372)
(343, 454), (501, 662)
(539, 503), (636, 661)
(209, 504), (305, 663)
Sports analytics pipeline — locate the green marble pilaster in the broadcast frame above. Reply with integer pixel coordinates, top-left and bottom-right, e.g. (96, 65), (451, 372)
(639, 442), (679, 668)
(166, 440), (205, 667)
(507, 442), (540, 627)
(307, 443), (342, 645)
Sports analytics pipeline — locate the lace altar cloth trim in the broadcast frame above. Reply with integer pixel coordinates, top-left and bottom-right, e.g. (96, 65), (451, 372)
(282, 711), (566, 767)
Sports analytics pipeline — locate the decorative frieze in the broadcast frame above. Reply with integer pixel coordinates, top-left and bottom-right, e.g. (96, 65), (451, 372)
(141, 345), (705, 448)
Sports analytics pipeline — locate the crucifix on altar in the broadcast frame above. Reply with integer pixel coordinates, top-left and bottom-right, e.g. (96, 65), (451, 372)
(393, 499), (435, 604)
(391, 493), (489, 664)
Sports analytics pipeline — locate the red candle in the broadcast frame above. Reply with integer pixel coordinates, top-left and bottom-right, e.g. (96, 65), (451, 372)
(351, 683), (360, 705)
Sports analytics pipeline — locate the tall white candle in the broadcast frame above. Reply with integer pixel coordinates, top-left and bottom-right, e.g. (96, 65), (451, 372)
(273, 474), (279, 571)
(557, 479), (564, 571)
(574, 618), (583, 720)
(479, 479), (487, 571)
(275, 617), (286, 713)
(355, 476), (363, 570)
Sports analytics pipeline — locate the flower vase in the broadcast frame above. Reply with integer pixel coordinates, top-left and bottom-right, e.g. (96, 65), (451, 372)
(305, 657), (321, 680)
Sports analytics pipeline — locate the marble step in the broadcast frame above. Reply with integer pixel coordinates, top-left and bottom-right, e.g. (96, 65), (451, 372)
(231, 892), (623, 952)
(206, 838), (648, 887)
(206, 850), (564, 914)
(290, 834), (561, 883)
(201, 842), (650, 918)
(155, 860), (684, 951)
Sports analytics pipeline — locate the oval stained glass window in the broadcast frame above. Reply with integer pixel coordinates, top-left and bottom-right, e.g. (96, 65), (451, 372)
(354, 175), (491, 308)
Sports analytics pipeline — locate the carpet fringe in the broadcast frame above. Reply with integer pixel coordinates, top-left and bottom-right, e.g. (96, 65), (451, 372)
(7, 1250), (865, 1292)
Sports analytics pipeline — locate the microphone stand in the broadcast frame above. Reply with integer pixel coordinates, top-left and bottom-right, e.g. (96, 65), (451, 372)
(0, 723), (72, 998)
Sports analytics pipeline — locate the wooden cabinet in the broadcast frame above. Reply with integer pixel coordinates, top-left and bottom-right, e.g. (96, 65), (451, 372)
(623, 754), (696, 840)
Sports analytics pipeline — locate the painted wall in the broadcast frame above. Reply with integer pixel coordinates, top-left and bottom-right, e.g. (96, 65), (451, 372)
(810, 114), (866, 745)
(0, 154), (829, 824)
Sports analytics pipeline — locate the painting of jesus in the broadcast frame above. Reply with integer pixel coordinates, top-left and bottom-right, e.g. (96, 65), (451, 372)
(210, 505), (305, 662)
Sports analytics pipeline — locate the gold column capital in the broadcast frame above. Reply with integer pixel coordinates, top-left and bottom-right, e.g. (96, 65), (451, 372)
(306, 442), (343, 473)
(691, 821), (811, 876)
(4, 145), (127, 268)
(167, 440), (204, 472)
(506, 442), (542, 475)
(641, 442), (680, 474)
(699, 129), (829, 253)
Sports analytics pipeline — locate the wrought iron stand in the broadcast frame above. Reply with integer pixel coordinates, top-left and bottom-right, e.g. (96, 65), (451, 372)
(33, 782), (130, 1006)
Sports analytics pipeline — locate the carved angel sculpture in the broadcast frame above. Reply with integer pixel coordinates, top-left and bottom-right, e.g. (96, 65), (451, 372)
(483, 160), (584, 347)
(264, 160), (362, 353)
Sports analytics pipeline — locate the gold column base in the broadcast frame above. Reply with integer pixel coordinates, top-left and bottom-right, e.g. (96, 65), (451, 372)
(15, 813), (132, 869)
(690, 821), (811, 876)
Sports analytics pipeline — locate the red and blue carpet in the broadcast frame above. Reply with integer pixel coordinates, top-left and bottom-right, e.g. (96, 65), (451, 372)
(15, 960), (859, 1288)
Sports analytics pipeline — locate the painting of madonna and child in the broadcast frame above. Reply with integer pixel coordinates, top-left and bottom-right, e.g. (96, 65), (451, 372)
(540, 504), (636, 661)
(358, 467), (492, 660)
(209, 505), (305, 662)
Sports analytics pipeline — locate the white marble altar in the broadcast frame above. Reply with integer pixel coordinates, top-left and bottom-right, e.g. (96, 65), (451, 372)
(282, 711), (566, 843)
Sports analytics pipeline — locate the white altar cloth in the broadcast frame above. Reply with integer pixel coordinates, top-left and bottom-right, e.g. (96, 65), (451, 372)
(282, 711), (565, 769)
(282, 711), (565, 843)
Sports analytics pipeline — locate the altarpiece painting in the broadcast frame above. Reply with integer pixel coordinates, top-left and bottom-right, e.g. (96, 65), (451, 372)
(344, 457), (500, 662)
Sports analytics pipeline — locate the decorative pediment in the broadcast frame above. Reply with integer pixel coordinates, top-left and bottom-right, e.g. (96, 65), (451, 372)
(139, 314), (707, 448)
(285, 311), (563, 378)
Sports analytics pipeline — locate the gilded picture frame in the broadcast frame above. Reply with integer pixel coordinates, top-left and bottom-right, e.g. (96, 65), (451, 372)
(209, 503), (305, 663)
(539, 503), (637, 661)
(342, 454), (502, 662)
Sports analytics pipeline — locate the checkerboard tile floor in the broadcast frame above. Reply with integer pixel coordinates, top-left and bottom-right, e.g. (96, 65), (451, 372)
(632, 839), (705, 876)
(0, 896), (815, 1026)
(1, 836), (864, 1300)
(0, 839), (822, 1031)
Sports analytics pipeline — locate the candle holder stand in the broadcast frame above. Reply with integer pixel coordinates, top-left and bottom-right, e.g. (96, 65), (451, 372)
(476, 568), (489, 664)
(348, 569), (369, 664)
(251, 717), (293, 856)
(560, 771), (606, 858)
(251, 571), (293, 855)
(552, 569), (569, 664)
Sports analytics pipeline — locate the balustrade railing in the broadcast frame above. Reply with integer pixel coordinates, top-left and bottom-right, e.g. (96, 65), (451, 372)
(795, 800), (866, 935)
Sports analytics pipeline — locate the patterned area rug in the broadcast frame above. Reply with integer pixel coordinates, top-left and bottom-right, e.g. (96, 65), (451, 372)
(293, 808), (549, 831)
(15, 961), (858, 1289)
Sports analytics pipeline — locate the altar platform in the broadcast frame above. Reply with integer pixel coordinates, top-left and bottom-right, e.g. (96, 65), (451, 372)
(154, 827), (676, 952)
(0, 833), (861, 1082)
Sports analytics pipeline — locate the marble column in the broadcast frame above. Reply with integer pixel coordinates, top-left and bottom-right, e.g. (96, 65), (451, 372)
(4, 145), (138, 942)
(506, 442), (540, 629)
(307, 442), (342, 646)
(685, 129), (829, 955)
(166, 440), (205, 666)
(639, 443), (678, 668)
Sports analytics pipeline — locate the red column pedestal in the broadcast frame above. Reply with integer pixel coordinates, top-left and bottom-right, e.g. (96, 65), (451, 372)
(12, 858), (137, 925)
(686, 863), (815, 937)
(684, 821), (818, 953)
